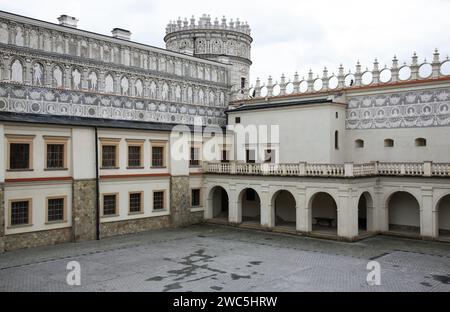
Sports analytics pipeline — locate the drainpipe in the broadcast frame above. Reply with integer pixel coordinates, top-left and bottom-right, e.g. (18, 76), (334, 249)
(94, 126), (100, 240)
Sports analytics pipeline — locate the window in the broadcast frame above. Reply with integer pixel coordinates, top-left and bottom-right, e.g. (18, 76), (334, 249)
(153, 191), (165, 210)
(129, 192), (142, 214)
(127, 144), (142, 168)
(335, 112), (339, 119)
(241, 77), (246, 89)
(191, 189), (201, 207)
(235, 117), (241, 124)
(190, 147), (200, 166)
(415, 138), (427, 147)
(264, 149), (274, 163)
(103, 194), (117, 216)
(384, 139), (394, 147)
(9, 143), (30, 170)
(47, 197), (65, 222)
(101, 143), (118, 168)
(246, 149), (255, 163)
(152, 146), (164, 167)
(355, 139), (364, 148)
(334, 131), (339, 150)
(10, 199), (31, 226)
(221, 149), (229, 163)
(46, 144), (65, 169)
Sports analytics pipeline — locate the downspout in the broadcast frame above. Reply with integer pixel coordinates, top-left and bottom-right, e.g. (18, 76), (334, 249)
(94, 126), (100, 240)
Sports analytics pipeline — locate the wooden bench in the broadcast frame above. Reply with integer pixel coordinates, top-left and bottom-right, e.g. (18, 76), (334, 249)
(314, 217), (334, 227)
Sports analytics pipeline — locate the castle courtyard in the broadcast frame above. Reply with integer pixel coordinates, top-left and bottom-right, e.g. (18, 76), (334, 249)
(0, 224), (449, 292)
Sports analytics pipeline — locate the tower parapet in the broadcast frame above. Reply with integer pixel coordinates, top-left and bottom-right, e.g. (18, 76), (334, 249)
(164, 14), (253, 101)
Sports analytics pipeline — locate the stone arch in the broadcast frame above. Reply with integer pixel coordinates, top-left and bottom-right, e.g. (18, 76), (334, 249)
(87, 70), (98, 91)
(104, 73), (115, 93)
(271, 189), (296, 228)
(207, 186), (229, 220)
(10, 58), (24, 82)
(436, 193), (450, 239)
(357, 191), (374, 233)
(52, 65), (64, 88)
(386, 191), (420, 234)
(31, 61), (44, 86)
(309, 191), (338, 234)
(238, 187), (261, 224)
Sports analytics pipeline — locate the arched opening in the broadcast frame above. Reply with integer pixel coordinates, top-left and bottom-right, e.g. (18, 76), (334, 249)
(437, 194), (450, 239)
(355, 139), (364, 148)
(310, 192), (338, 234)
(388, 191), (420, 234)
(210, 186), (229, 220)
(384, 138), (394, 147)
(239, 188), (261, 224)
(415, 138), (427, 147)
(358, 192), (373, 233)
(272, 190), (296, 228)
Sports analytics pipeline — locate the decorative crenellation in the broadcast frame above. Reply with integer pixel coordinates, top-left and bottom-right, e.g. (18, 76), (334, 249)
(235, 51), (450, 101)
(0, 12), (229, 85)
(166, 14), (251, 36)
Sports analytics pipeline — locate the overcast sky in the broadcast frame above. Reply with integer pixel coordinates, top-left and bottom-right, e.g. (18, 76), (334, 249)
(1, 0), (449, 85)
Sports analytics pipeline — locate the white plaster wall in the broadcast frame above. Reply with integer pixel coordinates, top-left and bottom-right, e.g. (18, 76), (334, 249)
(344, 127), (450, 163)
(4, 124), (72, 180)
(99, 178), (170, 223)
(4, 182), (72, 235)
(388, 192), (420, 227)
(227, 104), (346, 163)
(274, 191), (296, 222)
(72, 127), (95, 180)
(98, 129), (170, 176)
(438, 195), (450, 230)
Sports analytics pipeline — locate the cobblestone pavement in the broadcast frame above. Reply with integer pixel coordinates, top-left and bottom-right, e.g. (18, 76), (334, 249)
(0, 224), (449, 292)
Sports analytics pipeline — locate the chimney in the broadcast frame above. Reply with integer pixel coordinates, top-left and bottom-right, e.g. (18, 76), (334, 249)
(111, 28), (131, 41)
(57, 15), (78, 28)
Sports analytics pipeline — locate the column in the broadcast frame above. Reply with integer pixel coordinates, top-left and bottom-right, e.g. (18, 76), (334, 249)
(72, 128), (97, 241)
(337, 188), (359, 240)
(296, 188), (309, 232)
(374, 185), (388, 232)
(259, 185), (272, 228)
(227, 184), (239, 224)
(24, 59), (32, 85)
(420, 187), (437, 239)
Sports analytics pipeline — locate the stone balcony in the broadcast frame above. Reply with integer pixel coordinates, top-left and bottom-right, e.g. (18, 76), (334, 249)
(203, 161), (450, 178)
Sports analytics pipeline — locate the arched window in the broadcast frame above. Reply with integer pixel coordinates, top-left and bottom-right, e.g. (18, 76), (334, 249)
(415, 138), (427, 147)
(355, 139), (364, 148)
(334, 131), (339, 150)
(384, 139), (394, 147)
(52, 66), (63, 88)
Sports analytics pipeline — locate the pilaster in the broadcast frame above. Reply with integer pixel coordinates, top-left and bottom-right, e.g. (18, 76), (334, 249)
(420, 187), (437, 239)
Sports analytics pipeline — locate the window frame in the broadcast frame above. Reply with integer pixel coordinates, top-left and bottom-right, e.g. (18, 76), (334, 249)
(8, 198), (33, 228)
(44, 136), (69, 170)
(415, 137), (427, 147)
(191, 188), (202, 208)
(128, 191), (144, 215)
(152, 190), (166, 211)
(6, 135), (34, 171)
(150, 140), (167, 168)
(355, 139), (364, 148)
(100, 138), (120, 169)
(45, 195), (67, 224)
(126, 139), (144, 169)
(189, 144), (201, 167)
(101, 193), (119, 217)
(384, 139), (394, 147)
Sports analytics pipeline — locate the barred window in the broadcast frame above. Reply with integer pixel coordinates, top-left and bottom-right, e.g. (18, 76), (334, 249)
(190, 147), (200, 166)
(103, 194), (117, 215)
(153, 191), (164, 210)
(47, 144), (65, 169)
(47, 198), (64, 222)
(191, 189), (201, 207)
(128, 145), (141, 167)
(102, 145), (117, 168)
(10, 143), (30, 170)
(129, 193), (142, 213)
(10, 200), (30, 226)
(152, 146), (164, 167)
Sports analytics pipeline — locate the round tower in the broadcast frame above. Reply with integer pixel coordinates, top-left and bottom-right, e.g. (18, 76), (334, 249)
(164, 14), (252, 96)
